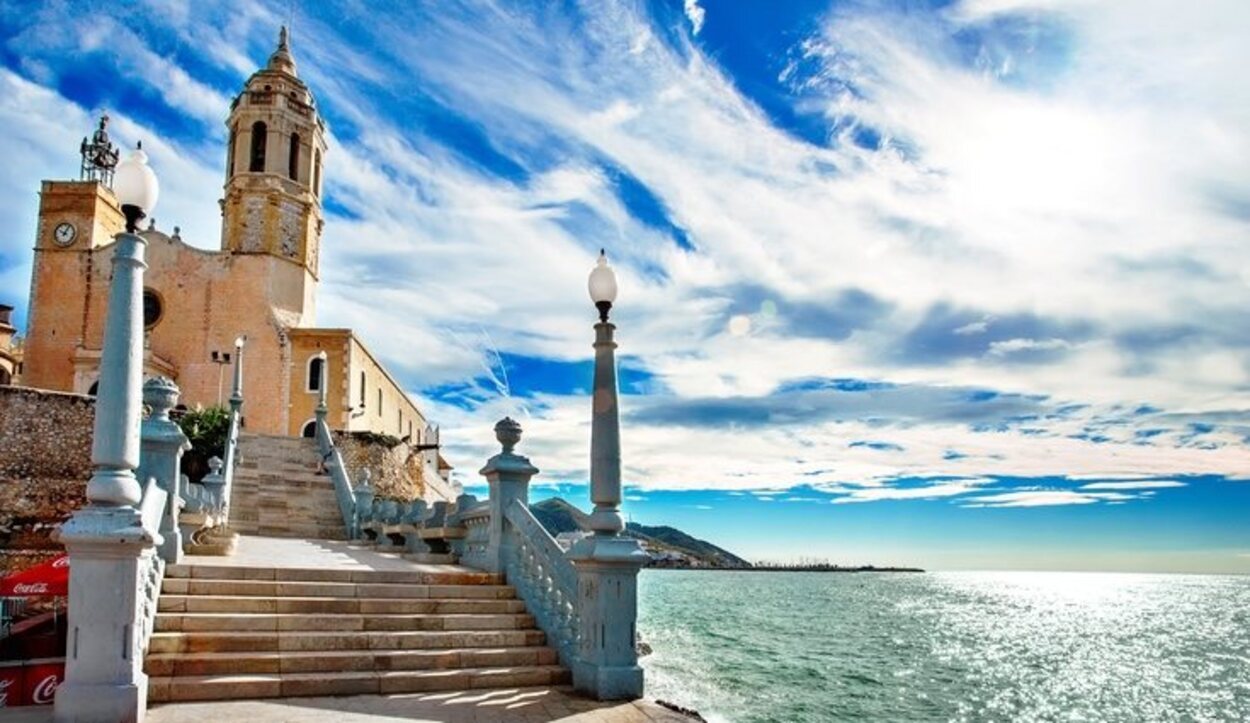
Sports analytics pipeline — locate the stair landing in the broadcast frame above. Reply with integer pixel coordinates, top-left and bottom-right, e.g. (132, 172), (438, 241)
(174, 534), (461, 576)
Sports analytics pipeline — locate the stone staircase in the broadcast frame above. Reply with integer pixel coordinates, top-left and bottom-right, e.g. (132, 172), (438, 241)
(230, 433), (348, 540)
(146, 563), (568, 702)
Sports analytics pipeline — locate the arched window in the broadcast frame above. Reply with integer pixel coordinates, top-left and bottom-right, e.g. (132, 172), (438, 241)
(249, 121), (267, 172)
(288, 132), (300, 181)
(359, 371), (366, 407)
(301, 420), (317, 438)
(377, 388), (382, 417)
(312, 149), (321, 197)
(0, 367), (11, 386)
(87, 380), (99, 396)
(227, 124), (237, 176)
(308, 355), (324, 392)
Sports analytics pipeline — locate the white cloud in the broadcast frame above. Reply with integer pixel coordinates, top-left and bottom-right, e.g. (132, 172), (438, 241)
(962, 490), (1136, 508)
(1078, 480), (1187, 491)
(684, 0), (706, 36)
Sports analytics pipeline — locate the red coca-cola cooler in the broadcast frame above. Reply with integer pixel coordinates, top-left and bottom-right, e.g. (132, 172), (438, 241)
(0, 658), (63, 707)
(0, 661), (23, 708)
(21, 659), (63, 706)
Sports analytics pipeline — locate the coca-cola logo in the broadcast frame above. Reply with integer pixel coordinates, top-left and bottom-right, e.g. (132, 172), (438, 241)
(12, 583), (48, 595)
(51, 557), (69, 569)
(31, 674), (59, 704)
(0, 677), (12, 706)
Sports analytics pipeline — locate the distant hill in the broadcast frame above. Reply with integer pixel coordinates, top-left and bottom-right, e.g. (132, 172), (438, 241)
(530, 497), (750, 568)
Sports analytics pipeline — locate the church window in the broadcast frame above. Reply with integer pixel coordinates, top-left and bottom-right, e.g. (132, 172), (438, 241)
(249, 121), (267, 172)
(312, 149), (322, 197)
(143, 289), (163, 329)
(359, 371), (366, 407)
(377, 389), (383, 417)
(0, 367), (13, 386)
(308, 355), (323, 392)
(227, 125), (237, 176)
(301, 420), (316, 438)
(288, 132), (300, 181)
(87, 380), (99, 396)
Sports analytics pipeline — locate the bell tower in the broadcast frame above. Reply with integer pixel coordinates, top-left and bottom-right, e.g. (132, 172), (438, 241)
(220, 27), (327, 319)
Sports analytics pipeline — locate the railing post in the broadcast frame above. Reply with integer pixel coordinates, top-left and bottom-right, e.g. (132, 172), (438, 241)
(568, 311), (647, 700)
(54, 230), (160, 722)
(353, 469), (374, 538)
(479, 418), (538, 574)
(138, 376), (190, 564)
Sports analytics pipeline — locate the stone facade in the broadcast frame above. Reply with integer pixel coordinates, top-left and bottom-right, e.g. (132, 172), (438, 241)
(0, 386), (93, 575)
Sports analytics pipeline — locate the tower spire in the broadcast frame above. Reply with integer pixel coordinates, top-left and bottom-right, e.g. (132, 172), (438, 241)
(267, 25), (297, 75)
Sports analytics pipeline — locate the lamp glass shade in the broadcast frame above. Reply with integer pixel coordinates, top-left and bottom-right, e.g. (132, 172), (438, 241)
(588, 251), (618, 305)
(113, 147), (160, 214)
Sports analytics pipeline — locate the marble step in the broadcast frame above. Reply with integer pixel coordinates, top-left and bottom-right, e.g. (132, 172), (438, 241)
(158, 595), (527, 615)
(165, 564), (501, 585)
(145, 645), (559, 676)
(147, 665), (571, 702)
(148, 628), (548, 654)
(160, 578), (516, 600)
(154, 612), (537, 633)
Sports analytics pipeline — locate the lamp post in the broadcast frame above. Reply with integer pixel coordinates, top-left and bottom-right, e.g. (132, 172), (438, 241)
(209, 350), (232, 406)
(56, 144), (161, 721)
(569, 250), (647, 701)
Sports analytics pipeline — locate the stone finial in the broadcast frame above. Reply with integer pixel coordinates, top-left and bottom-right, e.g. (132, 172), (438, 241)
(494, 417), (522, 454)
(358, 468), (373, 488)
(142, 376), (180, 421)
(207, 456), (223, 476)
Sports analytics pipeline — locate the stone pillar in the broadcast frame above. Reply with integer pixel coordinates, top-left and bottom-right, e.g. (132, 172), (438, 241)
(54, 231), (159, 722)
(199, 456), (225, 521)
(569, 318), (647, 700)
(586, 321), (624, 535)
(479, 418), (538, 574)
(138, 377), (190, 564)
(354, 469), (374, 536)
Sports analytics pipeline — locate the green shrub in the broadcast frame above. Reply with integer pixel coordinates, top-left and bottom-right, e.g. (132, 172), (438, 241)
(178, 406), (231, 483)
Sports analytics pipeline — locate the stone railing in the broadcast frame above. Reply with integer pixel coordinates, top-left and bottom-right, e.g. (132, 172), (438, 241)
(457, 416), (647, 701)
(136, 476), (168, 653)
(456, 502), (492, 570)
(504, 499), (581, 666)
(315, 415), (359, 539)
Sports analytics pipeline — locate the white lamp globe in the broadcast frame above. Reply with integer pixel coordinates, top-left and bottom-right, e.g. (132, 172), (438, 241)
(588, 249), (618, 305)
(113, 145), (160, 217)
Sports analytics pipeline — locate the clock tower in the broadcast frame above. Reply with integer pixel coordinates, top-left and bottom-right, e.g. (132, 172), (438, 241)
(219, 26), (327, 324)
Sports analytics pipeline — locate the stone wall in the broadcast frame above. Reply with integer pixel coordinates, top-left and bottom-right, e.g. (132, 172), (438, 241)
(334, 432), (446, 503)
(0, 387), (94, 575)
(334, 431), (419, 501)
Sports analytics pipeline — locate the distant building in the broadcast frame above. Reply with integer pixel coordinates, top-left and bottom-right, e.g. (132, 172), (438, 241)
(0, 304), (20, 385)
(555, 530), (591, 551)
(17, 29), (444, 467)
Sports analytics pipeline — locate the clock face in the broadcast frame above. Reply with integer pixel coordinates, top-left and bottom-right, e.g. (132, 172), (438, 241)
(53, 222), (77, 247)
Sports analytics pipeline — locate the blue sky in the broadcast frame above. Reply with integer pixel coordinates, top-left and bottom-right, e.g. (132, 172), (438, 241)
(1, 0), (1248, 572)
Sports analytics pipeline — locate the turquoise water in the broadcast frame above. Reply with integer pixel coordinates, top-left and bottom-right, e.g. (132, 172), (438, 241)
(637, 570), (1250, 722)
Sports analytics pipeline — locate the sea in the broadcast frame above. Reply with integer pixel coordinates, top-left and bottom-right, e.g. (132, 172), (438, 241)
(637, 570), (1250, 723)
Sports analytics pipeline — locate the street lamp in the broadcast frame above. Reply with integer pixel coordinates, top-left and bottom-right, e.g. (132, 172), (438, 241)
(585, 249), (624, 536)
(113, 144), (160, 233)
(569, 249), (648, 700)
(209, 349), (232, 406)
(82, 144), (159, 507)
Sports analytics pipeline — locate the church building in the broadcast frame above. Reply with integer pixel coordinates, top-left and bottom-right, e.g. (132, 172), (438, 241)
(18, 29), (443, 457)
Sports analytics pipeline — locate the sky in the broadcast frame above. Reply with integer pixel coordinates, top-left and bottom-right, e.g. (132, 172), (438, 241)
(1, 0), (1248, 572)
